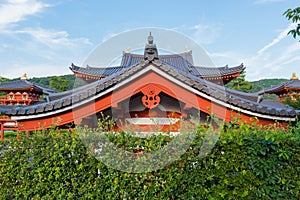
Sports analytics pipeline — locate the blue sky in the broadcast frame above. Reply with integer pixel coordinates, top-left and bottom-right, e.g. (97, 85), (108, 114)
(0, 0), (299, 81)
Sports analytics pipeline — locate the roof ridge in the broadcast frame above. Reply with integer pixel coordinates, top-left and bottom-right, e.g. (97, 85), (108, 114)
(2, 60), (297, 119)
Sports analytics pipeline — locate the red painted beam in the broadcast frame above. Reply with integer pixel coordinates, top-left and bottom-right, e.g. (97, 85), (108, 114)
(14, 71), (290, 132)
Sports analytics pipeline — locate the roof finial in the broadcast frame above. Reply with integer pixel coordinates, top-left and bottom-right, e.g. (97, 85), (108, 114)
(148, 32), (154, 45)
(20, 73), (27, 80)
(125, 47), (131, 53)
(144, 33), (158, 61)
(290, 72), (299, 80)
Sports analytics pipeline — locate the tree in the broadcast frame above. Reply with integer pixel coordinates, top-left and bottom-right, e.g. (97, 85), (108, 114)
(49, 77), (69, 92)
(283, 7), (300, 40)
(0, 77), (10, 82)
(0, 77), (10, 97)
(284, 95), (300, 109)
(283, 7), (300, 109)
(226, 71), (253, 92)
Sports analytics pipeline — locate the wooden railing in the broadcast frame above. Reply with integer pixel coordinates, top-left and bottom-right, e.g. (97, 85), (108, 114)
(0, 116), (18, 141)
(0, 98), (34, 105)
(0, 96), (7, 101)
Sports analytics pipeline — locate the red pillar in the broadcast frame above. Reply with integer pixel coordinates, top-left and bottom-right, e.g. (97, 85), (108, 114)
(0, 122), (4, 141)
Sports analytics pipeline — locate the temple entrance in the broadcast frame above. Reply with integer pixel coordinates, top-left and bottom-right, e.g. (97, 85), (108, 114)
(79, 86), (216, 133)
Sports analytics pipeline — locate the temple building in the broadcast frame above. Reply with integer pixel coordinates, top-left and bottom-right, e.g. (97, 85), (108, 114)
(70, 52), (245, 85)
(261, 73), (300, 102)
(0, 74), (55, 106)
(0, 34), (299, 135)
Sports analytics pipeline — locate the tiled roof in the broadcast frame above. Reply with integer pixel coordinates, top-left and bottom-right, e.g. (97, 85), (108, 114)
(121, 52), (194, 68)
(2, 59), (299, 119)
(260, 100), (292, 109)
(0, 80), (55, 94)
(70, 64), (123, 77)
(0, 80), (38, 90)
(0, 105), (15, 114)
(70, 51), (245, 79)
(262, 79), (300, 94)
(192, 65), (245, 78)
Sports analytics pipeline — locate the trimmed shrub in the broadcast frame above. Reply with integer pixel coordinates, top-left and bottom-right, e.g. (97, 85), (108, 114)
(0, 123), (299, 199)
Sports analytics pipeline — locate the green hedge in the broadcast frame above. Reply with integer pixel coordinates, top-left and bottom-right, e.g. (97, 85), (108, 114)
(0, 122), (300, 199)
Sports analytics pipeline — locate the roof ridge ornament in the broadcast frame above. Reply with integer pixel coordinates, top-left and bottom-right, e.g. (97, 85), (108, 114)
(290, 72), (299, 80)
(20, 73), (27, 80)
(125, 47), (131, 53)
(144, 33), (159, 61)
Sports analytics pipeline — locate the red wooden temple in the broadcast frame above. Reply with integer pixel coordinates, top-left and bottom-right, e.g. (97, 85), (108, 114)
(0, 74), (55, 106)
(0, 34), (299, 139)
(261, 73), (300, 102)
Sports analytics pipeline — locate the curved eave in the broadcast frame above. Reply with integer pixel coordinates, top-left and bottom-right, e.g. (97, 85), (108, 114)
(0, 87), (44, 94)
(7, 63), (298, 122)
(72, 71), (106, 80)
(194, 64), (245, 78)
(262, 80), (300, 95)
(202, 72), (241, 80)
(264, 88), (300, 95)
(70, 64), (122, 78)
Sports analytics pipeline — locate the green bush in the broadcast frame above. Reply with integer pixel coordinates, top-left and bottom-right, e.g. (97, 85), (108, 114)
(4, 131), (17, 139)
(284, 95), (300, 109)
(0, 123), (299, 199)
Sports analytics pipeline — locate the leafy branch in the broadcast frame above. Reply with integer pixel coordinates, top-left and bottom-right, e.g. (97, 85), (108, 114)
(283, 7), (300, 40)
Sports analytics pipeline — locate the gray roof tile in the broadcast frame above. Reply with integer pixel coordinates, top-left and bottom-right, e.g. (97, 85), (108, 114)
(70, 52), (244, 80)
(262, 79), (300, 94)
(0, 80), (55, 94)
(0, 57), (298, 120)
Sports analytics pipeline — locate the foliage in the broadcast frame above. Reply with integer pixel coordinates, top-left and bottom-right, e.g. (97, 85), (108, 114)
(29, 77), (51, 87)
(0, 92), (5, 97)
(284, 95), (300, 109)
(0, 77), (10, 97)
(0, 77), (10, 82)
(27, 74), (76, 92)
(28, 74), (86, 91)
(226, 71), (253, 92)
(3, 131), (16, 139)
(249, 78), (287, 93)
(49, 76), (71, 92)
(1, 122), (300, 199)
(284, 7), (300, 40)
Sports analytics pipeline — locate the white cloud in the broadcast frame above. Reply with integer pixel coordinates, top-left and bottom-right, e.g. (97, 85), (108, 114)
(254, 0), (286, 4)
(201, 23), (300, 81)
(16, 28), (92, 48)
(0, 1), (93, 79)
(242, 23), (299, 79)
(257, 23), (296, 54)
(192, 23), (223, 45)
(0, 27), (93, 78)
(101, 32), (120, 43)
(1, 62), (71, 79)
(208, 51), (245, 67)
(256, 43), (300, 69)
(245, 35), (300, 80)
(174, 23), (223, 45)
(0, 0), (49, 29)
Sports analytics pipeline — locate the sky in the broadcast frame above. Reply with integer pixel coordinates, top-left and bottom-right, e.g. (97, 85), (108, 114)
(0, 0), (299, 81)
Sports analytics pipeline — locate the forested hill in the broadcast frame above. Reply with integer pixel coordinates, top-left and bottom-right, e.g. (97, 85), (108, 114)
(0, 75), (289, 93)
(1, 75), (77, 92)
(248, 78), (288, 93)
(27, 75), (75, 87)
